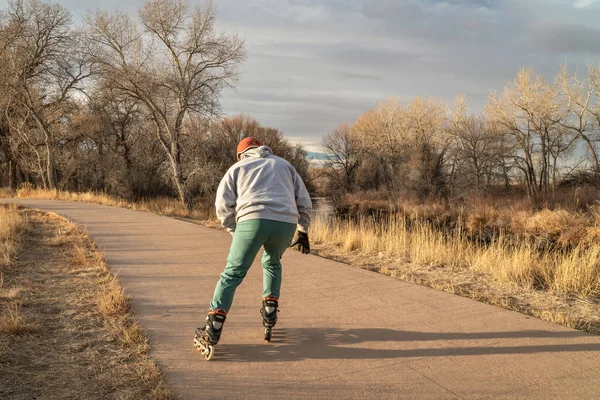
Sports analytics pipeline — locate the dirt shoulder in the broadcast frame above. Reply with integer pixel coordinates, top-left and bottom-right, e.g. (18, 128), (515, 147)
(0, 208), (172, 399)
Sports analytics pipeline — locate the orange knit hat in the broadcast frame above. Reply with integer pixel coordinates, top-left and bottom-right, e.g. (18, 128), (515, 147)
(236, 137), (263, 160)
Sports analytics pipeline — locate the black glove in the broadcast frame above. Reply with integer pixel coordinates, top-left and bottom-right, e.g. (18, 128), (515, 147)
(290, 231), (310, 254)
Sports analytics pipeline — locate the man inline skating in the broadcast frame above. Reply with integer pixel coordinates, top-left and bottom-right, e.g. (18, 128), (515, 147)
(195, 137), (312, 349)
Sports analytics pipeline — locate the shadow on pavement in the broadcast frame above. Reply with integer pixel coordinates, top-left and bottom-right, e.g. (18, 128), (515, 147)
(213, 327), (600, 362)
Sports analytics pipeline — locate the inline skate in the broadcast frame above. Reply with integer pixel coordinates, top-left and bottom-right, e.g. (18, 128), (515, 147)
(260, 296), (279, 342)
(194, 308), (227, 360)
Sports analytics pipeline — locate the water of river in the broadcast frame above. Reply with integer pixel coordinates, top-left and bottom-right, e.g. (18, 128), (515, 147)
(312, 197), (334, 222)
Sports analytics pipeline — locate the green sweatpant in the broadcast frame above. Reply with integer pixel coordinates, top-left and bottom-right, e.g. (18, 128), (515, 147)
(209, 219), (297, 312)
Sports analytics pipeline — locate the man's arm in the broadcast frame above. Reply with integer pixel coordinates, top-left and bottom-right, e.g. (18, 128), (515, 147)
(215, 169), (237, 233)
(293, 170), (312, 233)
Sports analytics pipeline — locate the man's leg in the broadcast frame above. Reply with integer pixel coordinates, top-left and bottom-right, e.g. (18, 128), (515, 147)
(209, 220), (266, 312)
(261, 220), (297, 299)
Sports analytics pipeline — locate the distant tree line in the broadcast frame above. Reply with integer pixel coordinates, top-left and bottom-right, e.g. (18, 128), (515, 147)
(322, 67), (600, 206)
(0, 0), (311, 209)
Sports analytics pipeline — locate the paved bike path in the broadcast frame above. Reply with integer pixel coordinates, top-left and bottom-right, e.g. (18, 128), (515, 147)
(4, 199), (600, 399)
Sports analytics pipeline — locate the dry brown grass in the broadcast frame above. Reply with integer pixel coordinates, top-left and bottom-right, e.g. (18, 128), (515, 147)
(15, 184), (211, 221)
(116, 321), (149, 349)
(336, 194), (600, 295)
(0, 209), (173, 399)
(0, 336), (7, 361)
(465, 204), (500, 231)
(0, 187), (16, 199)
(0, 304), (38, 334)
(339, 191), (600, 247)
(17, 183), (128, 207)
(0, 204), (29, 269)
(98, 276), (131, 316)
(71, 242), (89, 266)
(311, 214), (600, 297)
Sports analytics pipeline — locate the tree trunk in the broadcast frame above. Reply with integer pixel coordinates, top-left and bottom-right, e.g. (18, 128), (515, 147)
(45, 136), (56, 190)
(0, 130), (17, 189)
(8, 160), (16, 189)
(552, 155), (558, 197)
(539, 134), (548, 198)
(170, 159), (188, 210)
(526, 163), (539, 203)
(580, 134), (600, 172)
(168, 141), (189, 210)
(503, 167), (511, 194)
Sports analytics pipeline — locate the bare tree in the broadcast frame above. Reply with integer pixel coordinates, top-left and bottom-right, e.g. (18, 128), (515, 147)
(486, 69), (570, 202)
(0, 0), (90, 189)
(204, 114), (313, 191)
(206, 114), (263, 163)
(556, 63), (600, 171)
(403, 97), (450, 199)
(87, 0), (246, 208)
(322, 124), (363, 193)
(87, 86), (147, 196)
(0, 90), (21, 189)
(448, 96), (510, 193)
(587, 64), (600, 167)
(351, 97), (450, 199)
(353, 98), (408, 195)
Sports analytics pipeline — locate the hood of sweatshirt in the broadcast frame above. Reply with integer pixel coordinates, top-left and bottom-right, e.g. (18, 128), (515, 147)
(240, 145), (273, 160)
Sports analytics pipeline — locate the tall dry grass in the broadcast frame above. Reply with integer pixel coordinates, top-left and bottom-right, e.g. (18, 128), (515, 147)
(98, 276), (130, 317)
(0, 206), (35, 355)
(310, 212), (600, 297)
(0, 204), (28, 269)
(0, 304), (38, 334)
(15, 184), (211, 221)
(55, 221), (133, 319)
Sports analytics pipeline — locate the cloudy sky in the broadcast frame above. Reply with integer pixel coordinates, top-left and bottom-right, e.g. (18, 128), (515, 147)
(3, 0), (600, 150)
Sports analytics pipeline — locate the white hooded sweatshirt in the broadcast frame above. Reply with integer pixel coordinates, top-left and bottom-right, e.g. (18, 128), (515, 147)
(215, 146), (312, 233)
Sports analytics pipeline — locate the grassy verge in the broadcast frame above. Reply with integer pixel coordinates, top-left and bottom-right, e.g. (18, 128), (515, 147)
(0, 204), (29, 270)
(0, 207), (172, 399)
(311, 214), (600, 296)
(0, 204), (33, 358)
(12, 184), (213, 221)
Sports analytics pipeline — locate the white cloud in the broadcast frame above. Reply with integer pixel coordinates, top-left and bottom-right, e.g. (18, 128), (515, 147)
(573, 0), (596, 8)
(3, 0), (600, 151)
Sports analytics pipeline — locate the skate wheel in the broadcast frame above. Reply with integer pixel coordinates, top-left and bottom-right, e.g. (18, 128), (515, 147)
(264, 328), (272, 342)
(194, 337), (215, 361)
(203, 343), (214, 361)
